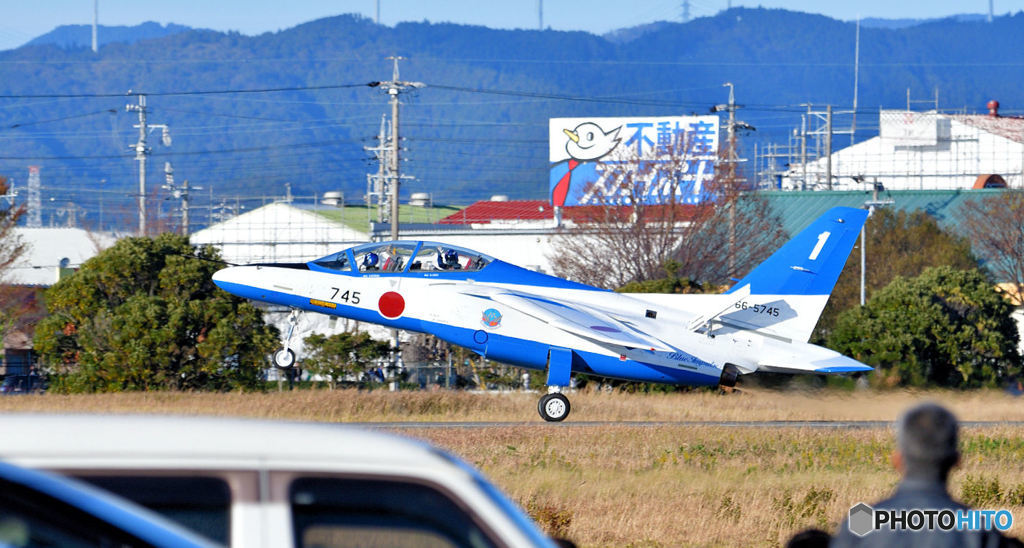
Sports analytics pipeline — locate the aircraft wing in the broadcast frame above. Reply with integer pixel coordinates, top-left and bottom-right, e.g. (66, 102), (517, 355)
(486, 291), (675, 352)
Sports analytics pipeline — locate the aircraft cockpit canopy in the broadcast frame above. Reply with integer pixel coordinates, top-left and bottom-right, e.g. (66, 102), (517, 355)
(312, 242), (494, 274)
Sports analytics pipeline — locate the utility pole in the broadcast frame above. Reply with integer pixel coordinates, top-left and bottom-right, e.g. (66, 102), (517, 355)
(825, 105), (833, 190)
(126, 93), (170, 236)
(800, 115), (808, 191)
(852, 16), (860, 146)
(181, 179), (190, 236)
(723, 83), (737, 276)
(127, 94), (149, 236)
(712, 83), (754, 279)
(370, 57), (424, 241)
(538, 0), (543, 30)
(161, 161), (199, 236)
(389, 62), (401, 241)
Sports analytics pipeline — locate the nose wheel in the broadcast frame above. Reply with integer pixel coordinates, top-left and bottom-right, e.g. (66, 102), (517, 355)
(273, 348), (296, 368)
(538, 392), (570, 422)
(274, 309), (300, 369)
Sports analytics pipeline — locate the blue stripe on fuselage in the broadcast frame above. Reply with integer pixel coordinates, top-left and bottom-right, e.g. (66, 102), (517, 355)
(214, 280), (719, 387)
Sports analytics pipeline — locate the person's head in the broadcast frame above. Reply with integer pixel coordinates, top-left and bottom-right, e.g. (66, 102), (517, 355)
(363, 252), (378, 267)
(893, 402), (960, 482)
(785, 528), (830, 548)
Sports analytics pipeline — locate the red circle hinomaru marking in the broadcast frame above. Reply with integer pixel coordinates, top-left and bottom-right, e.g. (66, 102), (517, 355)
(378, 291), (405, 319)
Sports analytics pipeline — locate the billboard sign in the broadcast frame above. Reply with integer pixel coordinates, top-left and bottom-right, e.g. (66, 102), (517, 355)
(549, 115), (719, 206)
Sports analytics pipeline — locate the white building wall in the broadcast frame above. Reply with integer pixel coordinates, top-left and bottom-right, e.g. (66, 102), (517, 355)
(783, 112), (1024, 191)
(190, 202), (368, 264)
(8, 228), (117, 286)
(397, 230), (559, 274)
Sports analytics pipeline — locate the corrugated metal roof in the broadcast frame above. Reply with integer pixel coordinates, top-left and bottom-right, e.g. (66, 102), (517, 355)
(438, 200), (551, 224)
(950, 114), (1024, 144)
(761, 188), (1006, 237)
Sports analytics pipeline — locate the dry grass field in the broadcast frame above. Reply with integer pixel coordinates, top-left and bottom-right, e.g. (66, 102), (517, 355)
(2, 387), (1023, 546)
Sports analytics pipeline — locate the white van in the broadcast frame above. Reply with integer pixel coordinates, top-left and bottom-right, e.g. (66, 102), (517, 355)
(0, 414), (559, 548)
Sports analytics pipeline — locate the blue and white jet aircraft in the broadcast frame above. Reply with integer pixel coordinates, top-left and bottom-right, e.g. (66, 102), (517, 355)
(212, 206), (872, 421)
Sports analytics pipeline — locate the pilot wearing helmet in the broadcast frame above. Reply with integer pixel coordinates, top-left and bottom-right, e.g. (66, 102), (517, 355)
(361, 252), (380, 272)
(437, 249), (461, 270)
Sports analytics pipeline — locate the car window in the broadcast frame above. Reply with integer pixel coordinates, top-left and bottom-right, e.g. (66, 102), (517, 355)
(0, 477), (153, 548)
(290, 477), (496, 548)
(76, 475), (231, 545)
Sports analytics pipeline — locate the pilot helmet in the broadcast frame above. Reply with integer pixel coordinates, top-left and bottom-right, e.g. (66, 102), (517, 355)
(443, 249), (459, 266)
(363, 252), (379, 267)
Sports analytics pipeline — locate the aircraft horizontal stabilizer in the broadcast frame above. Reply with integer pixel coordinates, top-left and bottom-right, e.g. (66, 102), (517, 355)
(757, 351), (872, 375)
(487, 291), (675, 352)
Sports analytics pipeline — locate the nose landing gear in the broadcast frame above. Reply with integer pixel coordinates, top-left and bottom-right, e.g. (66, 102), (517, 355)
(274, 309), (301, 368)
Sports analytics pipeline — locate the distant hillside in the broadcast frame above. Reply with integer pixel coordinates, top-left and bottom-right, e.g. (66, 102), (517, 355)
(602, 21), (674, 43)
(3, 8), (1024, 232)
(24, 22), (193, 49)
(860, 13), (987, 29)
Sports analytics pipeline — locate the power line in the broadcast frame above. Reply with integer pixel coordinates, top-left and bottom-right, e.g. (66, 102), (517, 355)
(8, 108), (117, 128)
(0, 82), (371, 99)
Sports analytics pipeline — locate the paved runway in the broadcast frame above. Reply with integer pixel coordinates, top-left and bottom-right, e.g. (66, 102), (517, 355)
(351, 420), (1024, 429)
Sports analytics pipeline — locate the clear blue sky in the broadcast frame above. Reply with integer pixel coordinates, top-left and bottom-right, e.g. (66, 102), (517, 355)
(0, 0), (1018, 51)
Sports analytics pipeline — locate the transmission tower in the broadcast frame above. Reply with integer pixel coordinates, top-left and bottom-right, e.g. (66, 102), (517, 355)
(92, 0), (98, 52)
(368, 57), (424, 240)
(27, 166), (41, 228)
(365, 114), (391, 226)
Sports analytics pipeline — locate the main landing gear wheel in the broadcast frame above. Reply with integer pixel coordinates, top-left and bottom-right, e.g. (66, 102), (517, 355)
(273, 348), (296, 369)
(538, 393), (570, 422)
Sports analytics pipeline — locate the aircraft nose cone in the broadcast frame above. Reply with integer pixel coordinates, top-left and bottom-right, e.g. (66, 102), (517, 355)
(212, 266), (239, 290)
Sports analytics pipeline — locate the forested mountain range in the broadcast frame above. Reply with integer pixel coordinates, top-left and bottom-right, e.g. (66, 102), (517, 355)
(1, 7), (1022, 230)
(26, 22), (194, 49)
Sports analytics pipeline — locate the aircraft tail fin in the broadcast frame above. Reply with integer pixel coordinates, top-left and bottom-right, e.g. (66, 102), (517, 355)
(713, 206), (868, 342)
(727, 206), (868, 298)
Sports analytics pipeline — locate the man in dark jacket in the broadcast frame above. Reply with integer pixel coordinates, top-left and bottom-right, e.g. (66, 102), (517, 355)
(831, 402), (1018, 548)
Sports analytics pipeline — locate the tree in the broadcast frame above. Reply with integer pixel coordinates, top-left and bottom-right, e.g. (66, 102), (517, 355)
(959, 190), (1024, 297)
(33, 233), (278, 392)
(302, 331), (391, 389)
(616, 261), (714, 294)
(827, 266), (1021, 388)
(814, 208), (977, 342)
(0, 176), (28, 335)
(548, 141), (785, 289)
